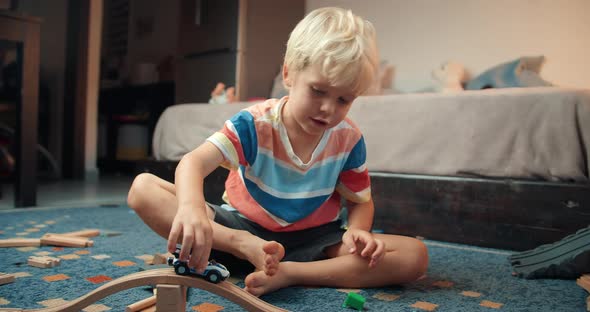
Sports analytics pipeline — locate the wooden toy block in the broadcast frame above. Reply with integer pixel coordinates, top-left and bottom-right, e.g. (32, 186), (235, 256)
(125, 295), (156, 312)
(0, 238), (41, 248)
(0, 273), (15, 285)
(155, 284), (186, 312)
(60, 229), (100, 238)
(28, 256), (61, 268)
(40, 234), (93, 248)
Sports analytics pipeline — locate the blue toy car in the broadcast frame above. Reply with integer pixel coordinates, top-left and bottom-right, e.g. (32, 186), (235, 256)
(167, 248), (230, 283)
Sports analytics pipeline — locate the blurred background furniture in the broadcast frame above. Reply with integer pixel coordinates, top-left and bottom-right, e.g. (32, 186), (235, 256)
(0, 10), (41, 207)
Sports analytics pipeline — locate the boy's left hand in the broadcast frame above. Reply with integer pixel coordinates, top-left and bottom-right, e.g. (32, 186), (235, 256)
(342, 228), (385, 268)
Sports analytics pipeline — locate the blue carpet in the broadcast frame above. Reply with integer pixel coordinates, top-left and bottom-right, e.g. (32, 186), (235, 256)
(0, 205), (586, 311)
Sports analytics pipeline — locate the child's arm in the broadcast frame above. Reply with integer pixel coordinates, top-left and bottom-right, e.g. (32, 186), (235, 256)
(346, 198), (374, 231)
(167, 141), (224, 272)
(343, 198), (385, 268)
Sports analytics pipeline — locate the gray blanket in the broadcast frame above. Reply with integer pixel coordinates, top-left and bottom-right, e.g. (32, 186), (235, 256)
(153, 87), (590, 182)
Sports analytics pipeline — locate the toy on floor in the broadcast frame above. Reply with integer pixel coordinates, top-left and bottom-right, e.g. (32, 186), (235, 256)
(509, 226), (590, 279)
(0, 232), (94, 248)
(126, 293), (156, 312)
(0, 272), (15, 286)
(0, 228), (114, 248)
(28, 255), (61, 268)
(167, 247), (230, 283)
(342, 292), (366, 310)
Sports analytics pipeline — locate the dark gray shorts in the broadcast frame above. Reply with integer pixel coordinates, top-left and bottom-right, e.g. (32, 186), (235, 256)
(208, 203), (345, 273)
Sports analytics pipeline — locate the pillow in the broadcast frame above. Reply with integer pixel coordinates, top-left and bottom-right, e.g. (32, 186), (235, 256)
(465, 56), (552, 90)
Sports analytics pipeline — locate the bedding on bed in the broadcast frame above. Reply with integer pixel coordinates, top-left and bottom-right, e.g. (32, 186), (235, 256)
(152, 87), (590, 182)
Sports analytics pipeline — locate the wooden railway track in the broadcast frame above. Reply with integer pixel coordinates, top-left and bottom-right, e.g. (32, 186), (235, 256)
(0, 268), (287, 312)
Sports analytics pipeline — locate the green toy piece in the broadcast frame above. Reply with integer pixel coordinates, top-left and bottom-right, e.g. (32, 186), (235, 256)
(343, 292), (365, 310)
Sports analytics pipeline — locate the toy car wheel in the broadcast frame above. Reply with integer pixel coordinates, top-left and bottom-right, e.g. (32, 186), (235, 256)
(206, 271), (221, 283)
(175, 263), (189, 276)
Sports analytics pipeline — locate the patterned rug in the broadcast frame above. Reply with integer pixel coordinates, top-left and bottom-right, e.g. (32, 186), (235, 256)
(0, 205), (586, 311)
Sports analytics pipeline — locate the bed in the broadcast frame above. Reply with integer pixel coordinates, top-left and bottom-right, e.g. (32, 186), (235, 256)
(145, 87), (590, 251)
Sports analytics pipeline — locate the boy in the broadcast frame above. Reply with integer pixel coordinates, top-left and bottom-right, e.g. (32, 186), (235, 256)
(127, 7), (428, 296)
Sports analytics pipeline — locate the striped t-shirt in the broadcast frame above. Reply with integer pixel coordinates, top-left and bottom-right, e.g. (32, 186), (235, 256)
(207, 97), (371, 232)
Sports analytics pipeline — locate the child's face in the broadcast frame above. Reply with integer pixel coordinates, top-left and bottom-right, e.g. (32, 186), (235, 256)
(283, 64), (357, 138)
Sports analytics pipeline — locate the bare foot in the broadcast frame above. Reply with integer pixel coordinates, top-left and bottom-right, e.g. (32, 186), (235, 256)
(240, 239), (285, 276)
(244, 263), (291, 296)
(261, 241), (284, 276)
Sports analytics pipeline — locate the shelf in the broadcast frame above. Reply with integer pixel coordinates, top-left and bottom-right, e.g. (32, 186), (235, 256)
(98, 81), (175, 174)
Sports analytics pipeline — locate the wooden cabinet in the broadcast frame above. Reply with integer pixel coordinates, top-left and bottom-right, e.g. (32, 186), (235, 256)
(98, 0), (304, 174)
(235, 0), (305, 101)
(0, 10), (41, 207)
(175, 0), (305, 103)
(97, 81), (174, 173)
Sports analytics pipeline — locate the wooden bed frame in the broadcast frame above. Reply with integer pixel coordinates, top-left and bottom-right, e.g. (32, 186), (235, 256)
(136, 160), (590, 251)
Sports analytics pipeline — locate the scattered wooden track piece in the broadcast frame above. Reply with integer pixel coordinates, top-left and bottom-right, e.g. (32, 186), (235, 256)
(0, 273), (15, 285)
(0, 238), (41, 248)
(125, 295), (156, 312)
(28, 256), (61, 268)
(60, 229), (100, 238)
(41, 234), (93, 248)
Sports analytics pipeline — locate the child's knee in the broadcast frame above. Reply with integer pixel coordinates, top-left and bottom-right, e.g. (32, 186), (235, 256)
(408, 239), (429, 280)
(127, 173), (157, 209)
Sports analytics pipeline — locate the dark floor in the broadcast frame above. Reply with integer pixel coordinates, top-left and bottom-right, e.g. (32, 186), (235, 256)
(0, 173), (135, 210)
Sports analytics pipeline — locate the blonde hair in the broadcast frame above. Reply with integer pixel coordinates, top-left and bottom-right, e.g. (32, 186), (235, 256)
(284, 7), (379, 96)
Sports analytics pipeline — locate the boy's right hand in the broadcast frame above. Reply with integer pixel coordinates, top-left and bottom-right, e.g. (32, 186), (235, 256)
(167, 208), (213, 273)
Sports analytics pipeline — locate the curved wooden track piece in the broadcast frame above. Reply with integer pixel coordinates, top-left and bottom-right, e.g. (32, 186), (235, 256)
(0, 268), (287, 312)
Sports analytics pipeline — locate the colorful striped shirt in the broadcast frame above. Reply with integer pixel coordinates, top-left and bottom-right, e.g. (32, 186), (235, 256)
(206, 97), (371, 232)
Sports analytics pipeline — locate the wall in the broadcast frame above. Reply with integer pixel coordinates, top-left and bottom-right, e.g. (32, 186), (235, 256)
(127, 0), (180, 75)
(238, 0), (304, 100)
(306, 0), (590, 92)
(175, 0), (239, 103)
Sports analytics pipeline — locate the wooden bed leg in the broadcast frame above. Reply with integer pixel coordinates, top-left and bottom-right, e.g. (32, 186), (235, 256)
(156, 284), (186, 312)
